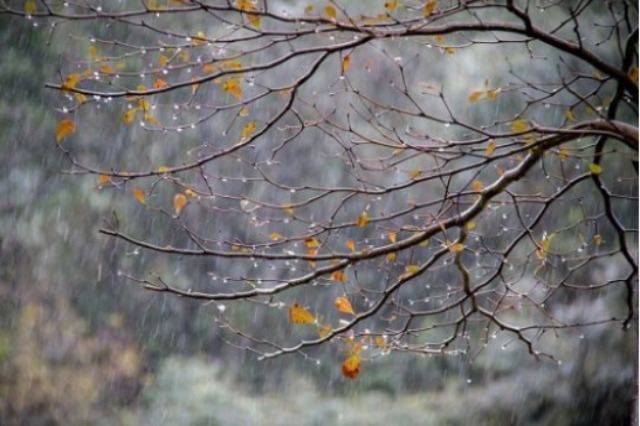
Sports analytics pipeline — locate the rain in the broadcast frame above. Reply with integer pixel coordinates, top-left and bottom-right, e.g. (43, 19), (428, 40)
(0, 1), (637, 425)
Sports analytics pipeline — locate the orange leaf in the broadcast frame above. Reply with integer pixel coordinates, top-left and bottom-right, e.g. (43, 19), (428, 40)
(289, 303), (316, 325)
(222, 78), (242, 100)
(448, 242), (464, 253)
(132, 187), (146, 204)
(330, 270), (347, 282)
(154, 78), (168, 89)
(471, 180), (484, 192)
(468, 90), (483, 103)
(387, 231), (397, 243)
(356, 212), (369, 228)
(384, 1), (397, 11)
(335, 297), (355, 315)
(341, 55), (351, 73)
(374, 336), (389, 351)
(173, 193), (188, 215)
(423, 0), (437, 16)
(324, 5), (337, 19)
(97, 174), (110, 186)
(55, 119), (76, 142)
(305, 238), (320, 248)
(342, 354), (361, 379)
(202, 63), (216, 74)
(346, 239), (356, 251)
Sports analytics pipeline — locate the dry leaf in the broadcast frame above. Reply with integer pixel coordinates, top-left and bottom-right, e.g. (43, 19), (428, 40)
(289, 303), (316, 325)
(448, 242), (465, 253)
(335, 297), (355, 315)
(173, 193), (188, 215)
(56, 119), (75, 142)
(356, 212), (369, 228)
(346, 239), (356, 251)
(132, 187), (146, 204)
(342, 354), (361, 379)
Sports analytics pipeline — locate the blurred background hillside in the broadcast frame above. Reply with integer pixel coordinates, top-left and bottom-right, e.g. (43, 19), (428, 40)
(0, 4), (636, 425)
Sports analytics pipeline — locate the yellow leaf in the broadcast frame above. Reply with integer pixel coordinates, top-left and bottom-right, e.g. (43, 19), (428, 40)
(468, 90), (483, 103)
(55, 119), (75, 142)
(434, 35), (445, 44)
(247, 13), (261, 28)
(158, 55), (169, 67)
(138, 99), (151, 111)
(289, 303), (316, 325)
(384, 1), (398, 11)
(154, 78), (168, 89)
(62, 73), (80, 90)
(330, 270), (347, 282)
(341, 55), (351, 73)
(74, 93), (87, 103)
(99, 64), (114, 74)
(387, 231), (397, 243)
(268, 232), (284, 241)
(511, 119), (529, 133)
(593, 234), (603, 246)
(466, 222), (476, 231)
(374, 336), (389, 351)
(184, 189), (197, 197)
(143, 113), (160, 126)
(283, 205), (295, 216)
(25, 0), (37, 14)
(405, 264), (420, 274)
(342, 354), (361, 379)
(97, 174), (110, 186)
(409, 170), (421, 179)
(356, 212), (369, 228)
(443, 46), (455, 55)
(241, 121), (256, 139)
(132, 187), (146, 204)
(324, 5), (337, 19)
(335, 297), (355, 315)
(88, 45), (98, 59)
(307, 248), (318, 268)
(222, 78), (242, 100)
(173, 193), (188, 215)
(589, 163), (602, 175)
(220, 60), (243, 69)
(385, 252), (397, 263)
(557, 148), (569, 160)
(123, 109), (136, 124)
(423, 0), (437, 16)
(305, 238), (320, 248)
(157, 166), (171, 173)
(317, 323), (332, 338)
(148, 0), (157, 9)
(304, 5), (314, 14)
(486, 140), (496, 156)
(346, 239), (356, 251)
(471, 180), (484, 192)
(565, 109), (575, 122)
(448, 242), (464, 253)
(486, 88), (502, 100)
